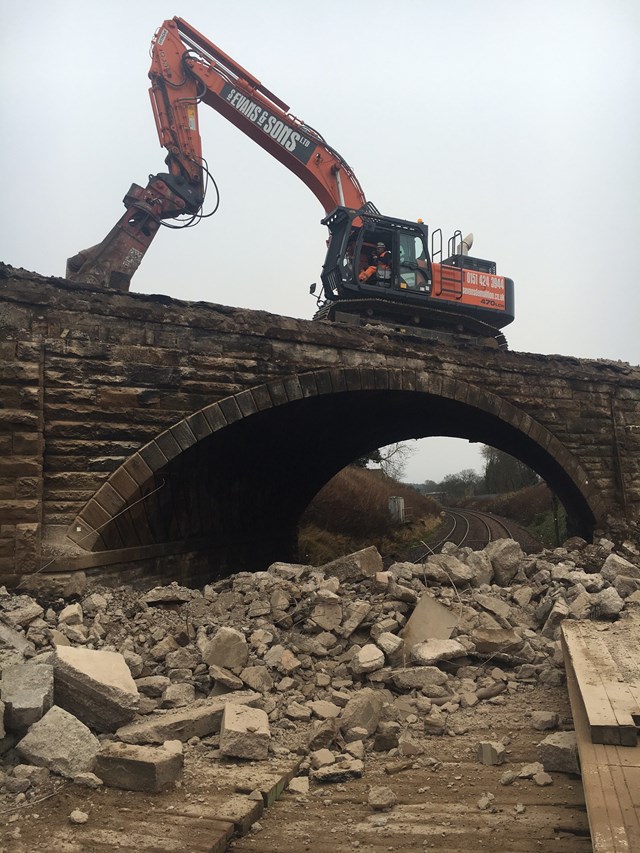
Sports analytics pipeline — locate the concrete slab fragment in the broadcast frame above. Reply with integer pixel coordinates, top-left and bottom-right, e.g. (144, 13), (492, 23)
(400, 592), (458, 652)
(116, 691), (260, 744)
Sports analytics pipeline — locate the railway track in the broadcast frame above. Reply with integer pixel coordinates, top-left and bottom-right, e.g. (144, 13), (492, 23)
(407, 506), (518, 563)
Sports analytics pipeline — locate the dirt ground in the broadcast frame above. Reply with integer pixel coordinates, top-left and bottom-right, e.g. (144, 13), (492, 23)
(0, 681), (592, 853)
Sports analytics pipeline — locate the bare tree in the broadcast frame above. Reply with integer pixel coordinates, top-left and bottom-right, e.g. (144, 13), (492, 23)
(370, 442), (415, 481)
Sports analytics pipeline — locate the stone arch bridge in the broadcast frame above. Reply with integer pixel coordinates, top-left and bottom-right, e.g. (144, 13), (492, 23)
(1, 265), (639, 587)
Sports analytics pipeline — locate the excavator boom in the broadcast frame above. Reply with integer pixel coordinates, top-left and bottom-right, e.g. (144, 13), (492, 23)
(67, 17), (366, 290)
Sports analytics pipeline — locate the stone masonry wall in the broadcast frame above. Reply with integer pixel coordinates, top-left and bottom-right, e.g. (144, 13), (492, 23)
(0, 337), (43, 577)
(1, 264), (639, 581)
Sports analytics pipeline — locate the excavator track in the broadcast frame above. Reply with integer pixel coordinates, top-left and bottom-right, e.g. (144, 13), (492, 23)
(314, 298), (509, 350)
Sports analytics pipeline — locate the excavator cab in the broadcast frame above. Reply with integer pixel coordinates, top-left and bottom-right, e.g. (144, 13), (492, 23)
(320, 206), (432, 302)
(317, 205), (514, 348)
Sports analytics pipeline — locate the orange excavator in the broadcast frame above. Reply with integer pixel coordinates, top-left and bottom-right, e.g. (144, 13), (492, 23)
(67, 17), (514, 348)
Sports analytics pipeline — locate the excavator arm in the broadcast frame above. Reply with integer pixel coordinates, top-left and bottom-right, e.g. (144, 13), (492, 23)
(67, 16), (367, 291)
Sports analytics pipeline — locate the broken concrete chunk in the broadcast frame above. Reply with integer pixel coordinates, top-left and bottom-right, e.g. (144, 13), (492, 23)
(16, 705), (99, 778)
(311, 591), (342, 631)
(601, 553), (640, 582)
(220, 703), (271, 761)
(386, 578), (418, 604)
(141, 583), (193, 605)
(400, 592), (457, 650)
(311, 757), (364, 783)
(69, 809), (89, 825)
(531, 711), (559, 731)
(308, 700), (341, 719)
(476, 740), (506, 765)
(474, 594), (512, 621)
(470, 627), (524, 656)
(310, 748), (335, 769)
(209, 664), (244, 691)
(591, 587), (625, 618)
(541, 600), (570, 639)
(351, 644), (385, 675)
(485, 539), (524, 586)
(288, 775), (309, 794)
(0, 661), (53, 731)
(240, 665), (273, 693)
(538, 731), (580, 775)
(319, 547), (382, 582)
(1, 596), (43, 629)
(426, 554), (478, 587)
(391, 666), (448, 693)
(201, 626), (249, 669)
(376, 632), (404, 657)
(339, 600), (371, 638)
(368, 785), (397, 810)
(54, 645), (139, 732)
(339, 688), (385, 737)
(94, 742), (183, 792)
(410, 638), (467, 666)
(135, 676), (171, 698)
(161, 683), (195, 708)
(465, 551), (494, 586)
(614, 575), (640, 598)
(0, 621), (36, 658)
(518, 761), (545, 779)
(58, 602), (83, 625)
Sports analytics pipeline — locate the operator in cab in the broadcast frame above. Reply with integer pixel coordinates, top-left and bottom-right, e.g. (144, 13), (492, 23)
(358, 241), (392, 286)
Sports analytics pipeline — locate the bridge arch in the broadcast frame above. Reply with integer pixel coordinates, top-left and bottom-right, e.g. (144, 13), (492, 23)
(67, 367), (600, 574)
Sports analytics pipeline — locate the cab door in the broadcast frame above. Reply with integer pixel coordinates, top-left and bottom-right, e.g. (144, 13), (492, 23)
(397, 231), (431, 294)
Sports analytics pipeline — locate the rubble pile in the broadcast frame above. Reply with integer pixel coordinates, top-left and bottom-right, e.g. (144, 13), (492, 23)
(0, 533), (639, 812)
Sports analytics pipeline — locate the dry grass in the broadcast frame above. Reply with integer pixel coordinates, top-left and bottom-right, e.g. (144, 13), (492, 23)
(465, 482), (554, 524)
(298, 467), (441, 564)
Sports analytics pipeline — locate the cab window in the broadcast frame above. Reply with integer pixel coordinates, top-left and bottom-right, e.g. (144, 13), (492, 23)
(398, 232), (430, 292)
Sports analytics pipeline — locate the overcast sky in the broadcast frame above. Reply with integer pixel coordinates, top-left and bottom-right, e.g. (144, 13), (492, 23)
(2, 0), (639, 483)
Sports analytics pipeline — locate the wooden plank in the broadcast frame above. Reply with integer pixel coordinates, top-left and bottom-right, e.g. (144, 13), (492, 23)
(564, 625), (640, 852)
(562, 622), (638, 745)
(565, 655), (628, 851)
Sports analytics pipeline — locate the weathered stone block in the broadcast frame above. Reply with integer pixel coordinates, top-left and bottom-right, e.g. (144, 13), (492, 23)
(16, 705), (99, 778)
(470, 627), (524, 656)
(94, 742), (183, 792)
(538, 731), (580, 775)
(0, 661), (53, 730)
(201, 626), (249, 669)
(54, 646), (139, 732)
(220, 703), (270, 760)
(485, 539), (524, 585)
(339, 688), (385, 737)
(319, 547), (382, 582)
(116, 692), (259, 744)
(601, 553), (640, 582)
(391, 665), (449, 693)
(311, 757), (364, 782)
(351, 644), (385, 675)
(476, 740), (506, 765)
(410, 638), (467, 666)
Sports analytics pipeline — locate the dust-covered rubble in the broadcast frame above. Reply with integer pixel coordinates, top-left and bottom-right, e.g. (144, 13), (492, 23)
(0, 532), (639, 833)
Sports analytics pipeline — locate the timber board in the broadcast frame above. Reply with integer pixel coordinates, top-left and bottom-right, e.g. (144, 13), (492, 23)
(563, 614), (640, 852)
